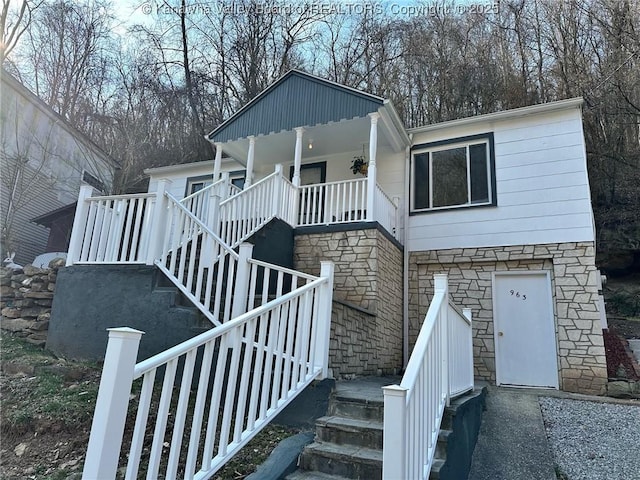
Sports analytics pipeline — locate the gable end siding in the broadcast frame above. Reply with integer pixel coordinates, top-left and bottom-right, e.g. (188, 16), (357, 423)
(210, 73), (383, 143)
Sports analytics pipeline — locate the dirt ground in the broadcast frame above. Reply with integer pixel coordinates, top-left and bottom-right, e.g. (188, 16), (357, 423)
(0, 334), (297, 480)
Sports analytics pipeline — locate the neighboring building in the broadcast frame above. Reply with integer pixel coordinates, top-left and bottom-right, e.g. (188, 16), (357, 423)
(0, 69), (118, 265)
(60, 70), (606, 395)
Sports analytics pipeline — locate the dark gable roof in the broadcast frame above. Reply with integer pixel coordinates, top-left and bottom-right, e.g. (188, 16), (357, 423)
(208, 70), (385, 143)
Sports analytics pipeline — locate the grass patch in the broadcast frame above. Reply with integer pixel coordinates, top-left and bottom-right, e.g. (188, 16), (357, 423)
(1, 334), (100, 434)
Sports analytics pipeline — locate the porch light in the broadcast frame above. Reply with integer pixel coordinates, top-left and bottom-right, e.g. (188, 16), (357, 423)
(308, 139), (313, 150)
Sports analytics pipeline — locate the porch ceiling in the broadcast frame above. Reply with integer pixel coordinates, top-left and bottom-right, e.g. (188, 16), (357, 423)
(221, 109), (406, 168)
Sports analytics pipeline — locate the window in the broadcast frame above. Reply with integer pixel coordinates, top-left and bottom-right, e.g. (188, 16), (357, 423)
(186, 176), (212, 196)
(411, 133), (495, 212)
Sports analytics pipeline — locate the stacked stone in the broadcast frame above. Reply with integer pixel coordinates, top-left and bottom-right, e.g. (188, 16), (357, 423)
(409, 241), (607, 395)
(0, 258), (64, 346)
(295, 225), (404, 378)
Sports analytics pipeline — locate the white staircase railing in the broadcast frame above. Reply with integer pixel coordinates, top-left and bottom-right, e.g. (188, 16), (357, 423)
(218, 166), (290, 249)
(83, 261), (334, 480)
(382, 274), (473, 480)
(158, 193), (241, 326)
(179, 175), (237, 221)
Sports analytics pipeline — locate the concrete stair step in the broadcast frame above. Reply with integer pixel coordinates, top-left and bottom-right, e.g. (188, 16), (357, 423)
(328, 377), (399, 422)
(299, 442), (382, 479)
(435, 428), (451, 459)
(429, 458), (445, 480)
(286, 470), (351, 480)
(315, 415), (383, 449)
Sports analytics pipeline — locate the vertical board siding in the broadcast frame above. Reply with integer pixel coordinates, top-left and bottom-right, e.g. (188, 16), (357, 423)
(408, 108), (595, 251)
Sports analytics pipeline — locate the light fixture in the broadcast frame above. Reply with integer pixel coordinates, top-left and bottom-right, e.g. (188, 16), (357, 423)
(308, 139), (313, 150)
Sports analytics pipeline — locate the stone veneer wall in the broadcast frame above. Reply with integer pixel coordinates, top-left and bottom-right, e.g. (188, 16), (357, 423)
(409, 242), (607, 395)
(294, 225), (403, 378)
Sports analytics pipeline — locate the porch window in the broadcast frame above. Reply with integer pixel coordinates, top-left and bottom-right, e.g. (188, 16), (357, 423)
(411, 133), (495, 212)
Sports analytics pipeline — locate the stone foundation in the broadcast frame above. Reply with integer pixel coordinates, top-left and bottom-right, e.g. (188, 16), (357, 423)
(295, 225), (403, 378)
(409, 242), (607, 395)
(0, 259), (64, 346)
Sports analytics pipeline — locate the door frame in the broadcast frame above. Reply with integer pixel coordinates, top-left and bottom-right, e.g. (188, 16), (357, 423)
(289, 161), (327, 184)
(492, 270), (559, 389)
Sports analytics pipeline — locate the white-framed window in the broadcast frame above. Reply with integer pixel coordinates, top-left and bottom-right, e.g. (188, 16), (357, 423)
(411, 133), (496, 213)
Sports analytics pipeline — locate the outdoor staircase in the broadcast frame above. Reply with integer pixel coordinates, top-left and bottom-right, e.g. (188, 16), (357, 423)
(287, 377), (486, 480)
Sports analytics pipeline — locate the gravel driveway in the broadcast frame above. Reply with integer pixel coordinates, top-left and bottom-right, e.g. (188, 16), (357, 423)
(539, 396), (640, 480)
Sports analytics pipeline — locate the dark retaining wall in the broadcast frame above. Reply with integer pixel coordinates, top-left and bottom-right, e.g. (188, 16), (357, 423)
(47, 265), (206, 361)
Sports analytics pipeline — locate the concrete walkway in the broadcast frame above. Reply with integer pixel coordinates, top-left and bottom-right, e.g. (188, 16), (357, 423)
(468, 386), (557, 480)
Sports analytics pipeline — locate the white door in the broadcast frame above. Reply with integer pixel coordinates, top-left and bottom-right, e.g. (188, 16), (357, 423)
(493, 271), (559, 388)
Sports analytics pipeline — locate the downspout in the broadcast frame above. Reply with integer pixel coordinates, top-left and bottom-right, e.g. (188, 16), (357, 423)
(403, 136), (412, 367)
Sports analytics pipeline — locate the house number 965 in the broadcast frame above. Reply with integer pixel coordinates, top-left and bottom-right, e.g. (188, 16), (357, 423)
(509, 290), (527, 300)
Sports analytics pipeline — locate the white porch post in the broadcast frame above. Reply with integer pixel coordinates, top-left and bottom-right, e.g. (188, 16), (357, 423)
(83, 327), (144, 479)
(245, 136), (255, 188)
(366, 112), (379, 221)
(66, 185), (94, 266)
(293, 127), (304, 187)
(213, 143), (223, 181)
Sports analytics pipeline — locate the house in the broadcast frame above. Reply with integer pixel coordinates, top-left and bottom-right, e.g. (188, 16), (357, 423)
(51, 70), (607, 478)
(0, 69), (118, 265)
(140, 70), (606, 395)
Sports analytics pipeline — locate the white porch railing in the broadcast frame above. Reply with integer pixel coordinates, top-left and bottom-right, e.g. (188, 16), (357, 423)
(298, 178), (367, 226)
(83, 261), (334, 480)
(66, 191), (157, 264)
(374, 184), (399, 238)
(382, 274), (473, 480)
(67, 165), (403, 270)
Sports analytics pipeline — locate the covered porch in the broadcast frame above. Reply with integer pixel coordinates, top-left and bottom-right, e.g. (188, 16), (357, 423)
(205, 70), (409, 242)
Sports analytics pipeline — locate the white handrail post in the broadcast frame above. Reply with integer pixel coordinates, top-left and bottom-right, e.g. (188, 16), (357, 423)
(66, 185), (94, 266)
(273, 164), (284, 217)
(434, 274), (450, 405)
(366, 112), (379, 221)
(202, 192), (221, 267)
(463, 307), (474, 389)
(146, 178), (172, 265)
(83, 327), (144, 479)
(382, 384), (407, 480)
(231, 243), (254, 319)
(315, 261), (334, 378)
(220, 171), (230, 200)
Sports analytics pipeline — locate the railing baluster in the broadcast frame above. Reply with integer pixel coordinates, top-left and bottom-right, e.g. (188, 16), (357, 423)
(234, 319), (257, 442)
(129, 197), (145, 262)
(146, 358), (178, 479)
(184, 341), (215, 478)
(125, 370), (155, 479)
(166, 349), (197, 478)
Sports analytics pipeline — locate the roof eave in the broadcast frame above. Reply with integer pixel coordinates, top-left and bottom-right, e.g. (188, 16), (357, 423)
(408, 98), (584, 135)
